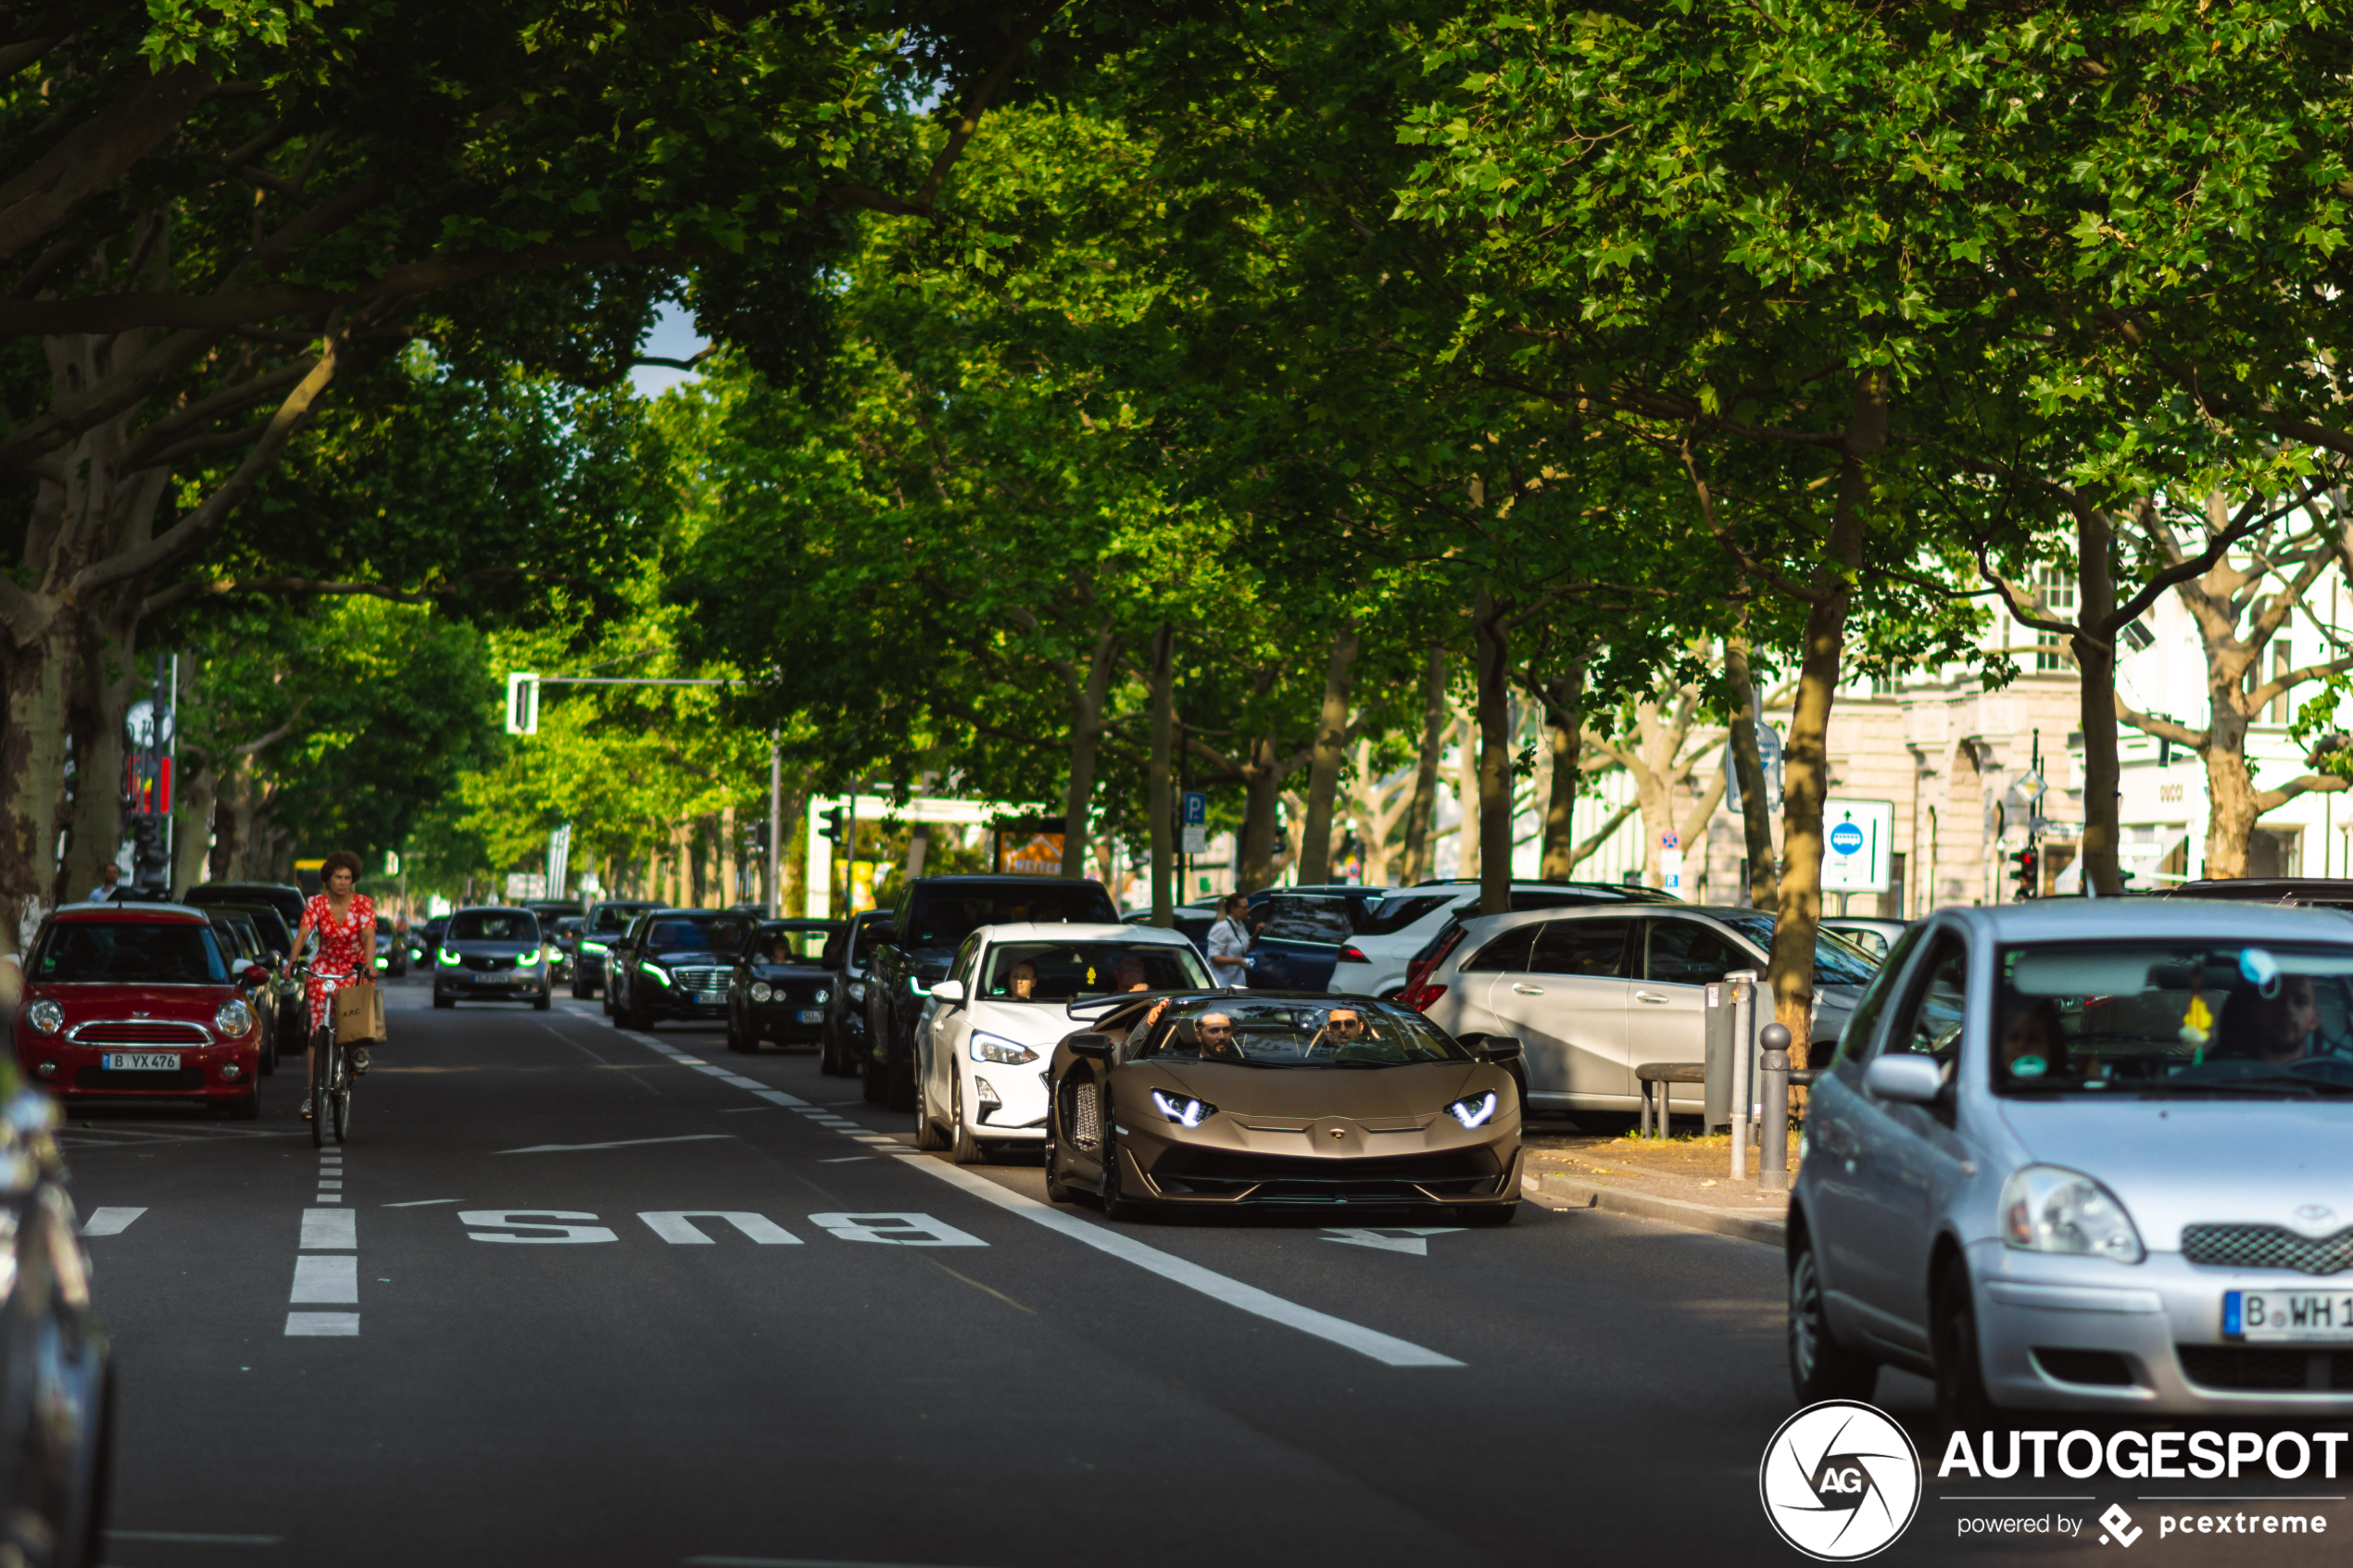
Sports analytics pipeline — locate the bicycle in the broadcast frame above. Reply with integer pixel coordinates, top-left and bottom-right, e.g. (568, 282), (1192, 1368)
(309, 1022), (351, 1146)
(292, 962), (355, 1146)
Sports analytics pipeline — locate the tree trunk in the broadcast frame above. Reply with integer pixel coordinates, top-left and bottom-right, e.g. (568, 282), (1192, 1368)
(1238, 734), (1281, 892)
(61, 626), (135, 905)
(2072, 505), (2126, 896)
(1724, 624), (1778, 909)
(1768, 373), (1889, 1066)
(0, 613), (76, 945)
(1535, 662), (1588, 879)
(1148, 621), (1174, 925)
(1473, 594), (1513, 916)
(1060, 619), (1119, 880)
(1294, 622), (1359, 885)
(2202, 700), (2257, 877)
(1400, 649), (1447, 883)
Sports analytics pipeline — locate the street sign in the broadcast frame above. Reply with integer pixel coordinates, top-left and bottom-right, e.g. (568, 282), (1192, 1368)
(1819, 799), (1894, 893)
(1181, 792), (1206, 825)
(1660, 830), (1680, 851)
(1661, 847), (1685, 896)
(1180, 790), (1208, 854)
(1182, 826), (1208, 855)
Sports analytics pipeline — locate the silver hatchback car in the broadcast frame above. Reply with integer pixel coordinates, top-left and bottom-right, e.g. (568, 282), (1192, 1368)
(1791, 899), (2353, 1418)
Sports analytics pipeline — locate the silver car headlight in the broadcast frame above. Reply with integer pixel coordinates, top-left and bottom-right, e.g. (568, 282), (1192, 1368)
(971, 1032), (1037, 1065)
(750, 982), (772, 1002)
(24, 1000), (61, 1035)
(2002, 1164), (2145, 1263)
(214, 1000), (253, 1037)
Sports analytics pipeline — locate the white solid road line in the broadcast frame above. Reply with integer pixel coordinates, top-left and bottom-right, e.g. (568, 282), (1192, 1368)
(610, 1029), (1463, 1369)
(82, 1207), (145, 1236)
(903, 1158), (1462, 1368)
(284, 1312), (359, 1336)
(300, 1209), (356, 1249)
(383, 1198), (462, 1207)
(497, 1134), (735, 1155)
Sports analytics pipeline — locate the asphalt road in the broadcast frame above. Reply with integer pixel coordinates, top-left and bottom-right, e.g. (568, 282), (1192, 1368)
(54, 974), (2339, 1567)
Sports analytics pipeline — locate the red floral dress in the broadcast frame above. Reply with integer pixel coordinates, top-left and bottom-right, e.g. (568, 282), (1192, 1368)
(302, 893), (376, 1033)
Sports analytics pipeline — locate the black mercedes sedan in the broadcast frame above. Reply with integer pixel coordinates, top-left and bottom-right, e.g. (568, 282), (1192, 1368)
(726, 919), (844, 1054)
(610, 909), (757, 1030)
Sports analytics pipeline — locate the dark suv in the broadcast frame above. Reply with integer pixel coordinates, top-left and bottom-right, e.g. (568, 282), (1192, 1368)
(863, 875), (1120, 1108)
(576, 898), (661, 1001)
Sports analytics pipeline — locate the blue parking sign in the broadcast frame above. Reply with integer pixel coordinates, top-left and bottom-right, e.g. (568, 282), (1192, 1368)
(1181, 791), (1207, 827)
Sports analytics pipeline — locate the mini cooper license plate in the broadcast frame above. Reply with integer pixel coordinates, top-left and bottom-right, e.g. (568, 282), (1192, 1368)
(2224, 1290), (2353, 1341)
(101, 1052), (180, 1072)
(797, 1009), (824, 1024)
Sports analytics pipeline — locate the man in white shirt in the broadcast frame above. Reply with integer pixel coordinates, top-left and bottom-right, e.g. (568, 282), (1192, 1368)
(1206, 894), (1253, 988)
(88, 863), (121, 903)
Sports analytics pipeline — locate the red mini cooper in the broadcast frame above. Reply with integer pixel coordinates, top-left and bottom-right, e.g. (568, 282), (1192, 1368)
(16, 903), (271, 1117)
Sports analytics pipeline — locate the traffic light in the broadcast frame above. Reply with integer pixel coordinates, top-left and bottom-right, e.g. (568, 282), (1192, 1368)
(817, 808), (844, 844)
(2011, 846), (2040, 900)
(744, 821), (771, 854)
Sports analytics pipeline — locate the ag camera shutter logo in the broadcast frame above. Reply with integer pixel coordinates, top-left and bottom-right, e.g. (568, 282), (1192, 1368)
(1760, 1400), (1922, 1560)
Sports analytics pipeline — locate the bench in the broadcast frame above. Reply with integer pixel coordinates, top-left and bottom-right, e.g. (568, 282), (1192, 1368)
(1634, 1062), (1706, 1138)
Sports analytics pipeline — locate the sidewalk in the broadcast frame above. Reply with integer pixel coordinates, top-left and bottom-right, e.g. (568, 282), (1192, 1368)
(1520, 1128), (1794, 1248)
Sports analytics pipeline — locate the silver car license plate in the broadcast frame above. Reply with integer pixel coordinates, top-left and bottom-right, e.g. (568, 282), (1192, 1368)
(798, 1009), (824, 1024)
(697, 991), (725, 1005)
(2225, 1289), (2353, 1341)
(102, 1052), (179, 1072)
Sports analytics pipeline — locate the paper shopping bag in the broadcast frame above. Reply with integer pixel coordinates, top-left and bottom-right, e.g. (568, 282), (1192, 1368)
(333, 983), (385, 1045)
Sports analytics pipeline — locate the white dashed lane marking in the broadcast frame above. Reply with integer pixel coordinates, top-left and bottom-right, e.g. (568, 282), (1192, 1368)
(290, 1167), (359, 1336)
(83, 1207), (145, 1236)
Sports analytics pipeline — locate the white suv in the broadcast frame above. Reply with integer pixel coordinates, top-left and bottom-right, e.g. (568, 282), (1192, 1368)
(1328, 882), (1679, 998)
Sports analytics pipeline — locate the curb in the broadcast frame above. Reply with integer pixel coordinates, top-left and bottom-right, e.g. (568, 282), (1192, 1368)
(1528, 1172), (1786, 1248)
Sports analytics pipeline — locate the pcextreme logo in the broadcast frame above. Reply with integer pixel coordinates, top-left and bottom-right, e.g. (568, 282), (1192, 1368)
(1760, 1400), (1924, 1561)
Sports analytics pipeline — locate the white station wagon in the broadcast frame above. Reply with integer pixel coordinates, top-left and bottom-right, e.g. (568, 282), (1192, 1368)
(1791, 899), (2353, 1418)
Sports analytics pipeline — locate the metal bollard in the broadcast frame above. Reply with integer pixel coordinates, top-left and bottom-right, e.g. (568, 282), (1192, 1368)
(1759, 1022), (1792, 1192)
(1728, 972), (1755, 1181)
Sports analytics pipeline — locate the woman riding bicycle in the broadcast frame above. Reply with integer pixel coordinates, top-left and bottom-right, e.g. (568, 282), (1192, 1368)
(293, 850), (376, 1115)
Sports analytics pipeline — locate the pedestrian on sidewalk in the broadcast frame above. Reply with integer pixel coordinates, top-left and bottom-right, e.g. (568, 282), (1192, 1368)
(1207, 894), (1252, 989)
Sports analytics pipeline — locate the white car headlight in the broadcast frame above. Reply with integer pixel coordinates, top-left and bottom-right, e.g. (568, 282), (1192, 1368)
(214, 1000), (253, 1036)
(750, 982), (773, 1002)
(639, 962), (670, 986)
(2002, 1164), (2145, 1263)
(1151, 1088), (1215, 1128)
(25, 1000), (61, 1035)
(1447, 1091), (1498, 1130)
(971, 1032), (1037, 1065)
